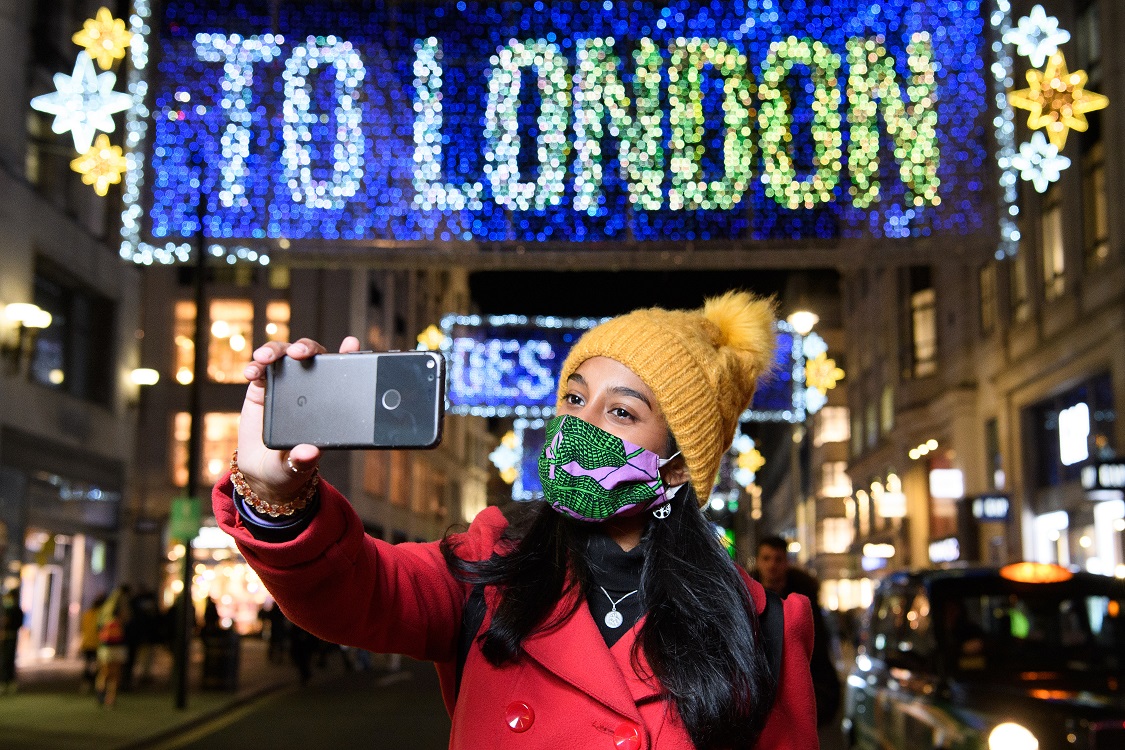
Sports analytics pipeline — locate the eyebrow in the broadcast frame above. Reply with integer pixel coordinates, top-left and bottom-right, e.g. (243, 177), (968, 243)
(609, 386), (652, 409)
(567, 374), (653, 410)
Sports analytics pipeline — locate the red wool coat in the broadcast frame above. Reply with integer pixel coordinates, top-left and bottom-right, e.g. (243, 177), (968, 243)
(214, 477), (819, 749)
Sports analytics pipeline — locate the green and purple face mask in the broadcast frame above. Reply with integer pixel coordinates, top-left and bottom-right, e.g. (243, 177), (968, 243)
(538, 415), (676, 522)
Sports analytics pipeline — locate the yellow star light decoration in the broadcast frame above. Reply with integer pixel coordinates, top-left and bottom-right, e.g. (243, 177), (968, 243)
(70, 134), (127, 196)
(416, 324), (447, 351)
(1008, 51), (1109, 150)
(805, 351), (845, 394)
(737, 448), (766, 476)
(72, 7), (133, 70)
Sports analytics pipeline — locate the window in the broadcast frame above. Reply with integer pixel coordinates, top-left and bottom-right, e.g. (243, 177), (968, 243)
(30, 260), (116, 404)
(813, 406), (849, 446)
(984, 418), (1004, 490)
(902, 267), (936, 378)
(1083, 141), (1108, 269)
(851, 410), (863, 458)
(171, 412), (240, 487)
(265, 301), (290, 343)
(1028, 372), (1115, 489)
(1010, 251), (1030, 323)
(979, 263), (996, 335)
(869, 587), (909, 662)
(898, 588), (936, 666)
(1040, 188), (1065, 299)
(208, 300), (253, 382)
(819, 517), (853, 554)
(364, 452), (389, 498)
(389, 451), (410, 507)
(173, 301), (195, 385)
(821, 462), (852, 498)
(412, 461), (448, 519)
(880, 385), (895, 435)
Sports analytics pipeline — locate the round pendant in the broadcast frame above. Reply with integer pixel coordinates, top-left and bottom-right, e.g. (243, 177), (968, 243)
(604, 610), (623, 629)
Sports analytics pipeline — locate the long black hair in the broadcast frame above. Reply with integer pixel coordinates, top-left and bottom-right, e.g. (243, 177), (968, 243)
(440, 486), (778, 749)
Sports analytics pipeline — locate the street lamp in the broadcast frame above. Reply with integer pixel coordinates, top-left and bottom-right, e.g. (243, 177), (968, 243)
(1, 302), (53, 375)
(786, 309), (819, 337)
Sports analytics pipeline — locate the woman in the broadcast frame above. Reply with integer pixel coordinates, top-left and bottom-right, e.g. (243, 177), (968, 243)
(214, 291), (817, 748)
(95, 590), (128, 707)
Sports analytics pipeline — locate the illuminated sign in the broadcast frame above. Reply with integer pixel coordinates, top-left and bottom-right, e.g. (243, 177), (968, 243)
(442, 314), (811, 421)
(1081, 459), (1125, 491)
(928, 468), (965, 500)
(122, 0), (993, 262)
(928, 537), (960, 564)
(971, 494), (1010, 521)
(1058, 402), (1091, 467)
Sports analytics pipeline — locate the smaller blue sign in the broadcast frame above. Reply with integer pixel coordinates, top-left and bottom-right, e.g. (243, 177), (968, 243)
(970, 495), (1010, 521)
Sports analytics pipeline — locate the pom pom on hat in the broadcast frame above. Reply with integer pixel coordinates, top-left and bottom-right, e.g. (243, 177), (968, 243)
(558, 291), (776, 504)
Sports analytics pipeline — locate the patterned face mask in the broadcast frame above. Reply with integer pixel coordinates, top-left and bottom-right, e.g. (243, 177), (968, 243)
(538, 415), (678, 521)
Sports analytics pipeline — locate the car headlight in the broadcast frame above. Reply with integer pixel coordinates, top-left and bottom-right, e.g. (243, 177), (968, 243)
(988, 722), (1038, 750)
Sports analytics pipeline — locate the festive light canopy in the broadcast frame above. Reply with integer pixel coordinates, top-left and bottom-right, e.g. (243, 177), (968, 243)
(73, 6), (134, 70)
(1008, 51), (1108, 150)
(117, 0), (993, 263)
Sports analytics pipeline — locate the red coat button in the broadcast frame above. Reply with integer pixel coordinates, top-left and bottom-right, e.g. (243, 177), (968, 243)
(613, 721), (641, 750)
(504, 701), (534, 732)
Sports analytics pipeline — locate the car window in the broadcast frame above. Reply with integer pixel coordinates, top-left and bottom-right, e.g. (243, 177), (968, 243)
(941, 589), (1124, 676)
(869, 585), (909, 663)
(898, 587), (936, 665)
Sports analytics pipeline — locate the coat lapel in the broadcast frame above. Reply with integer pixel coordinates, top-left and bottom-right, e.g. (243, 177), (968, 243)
(609, 617), (664, 705)
(517, 587), (643, 722)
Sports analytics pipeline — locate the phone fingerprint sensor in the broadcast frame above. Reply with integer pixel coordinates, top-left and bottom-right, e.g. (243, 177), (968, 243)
(381, 389), (402, 410)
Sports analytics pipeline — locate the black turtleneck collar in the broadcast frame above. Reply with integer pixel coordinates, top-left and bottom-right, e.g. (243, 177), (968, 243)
(584, 530), (648, 646)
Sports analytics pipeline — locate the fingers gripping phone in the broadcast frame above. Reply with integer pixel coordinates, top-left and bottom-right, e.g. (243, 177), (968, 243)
(263, 351), (445, 450)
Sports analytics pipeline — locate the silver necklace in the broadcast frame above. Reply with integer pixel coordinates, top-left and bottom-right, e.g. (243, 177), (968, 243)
(599, 586), (638, 629)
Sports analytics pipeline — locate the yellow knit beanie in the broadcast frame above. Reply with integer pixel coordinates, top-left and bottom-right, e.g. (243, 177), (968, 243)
(557, 291), (776, 504)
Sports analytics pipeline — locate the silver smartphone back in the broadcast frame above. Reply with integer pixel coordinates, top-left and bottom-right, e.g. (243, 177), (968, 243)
(263, 351), (445, 450)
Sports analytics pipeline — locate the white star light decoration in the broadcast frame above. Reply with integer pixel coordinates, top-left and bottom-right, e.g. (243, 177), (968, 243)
(1002, 4), (1071, 68)
(1008, 132), (1071, 193)
(30, 53), (131, 152)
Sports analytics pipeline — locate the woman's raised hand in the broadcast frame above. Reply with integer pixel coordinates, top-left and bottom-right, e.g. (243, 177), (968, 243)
(237, 336), (361, 504)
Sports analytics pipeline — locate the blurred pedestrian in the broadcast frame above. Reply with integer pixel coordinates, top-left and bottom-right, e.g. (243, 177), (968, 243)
(79, 593), (107, 694)
(95, 588), (129, 708)
(214, 292), (820, 748)
(127, 588), (160, 687)
(263, 601), (289, 663)
(288, 622), (316, 686)
(0, 581), (23, 695)
(752, 536), (842, 728)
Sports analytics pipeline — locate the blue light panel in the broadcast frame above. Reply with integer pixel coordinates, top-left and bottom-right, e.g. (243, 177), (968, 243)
(146, 0), (990, 247)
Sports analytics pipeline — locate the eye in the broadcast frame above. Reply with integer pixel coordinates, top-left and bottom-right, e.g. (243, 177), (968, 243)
(610, 407), (636, 422)
(563, 393), (584, 407)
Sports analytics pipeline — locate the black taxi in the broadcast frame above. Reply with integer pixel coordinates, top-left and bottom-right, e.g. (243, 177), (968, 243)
(843, 563), (1125, 750)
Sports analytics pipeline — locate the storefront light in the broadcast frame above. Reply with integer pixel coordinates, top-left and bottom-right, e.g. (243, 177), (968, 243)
(1058, 403), (1091, 466)
(929, 468), (965, 499)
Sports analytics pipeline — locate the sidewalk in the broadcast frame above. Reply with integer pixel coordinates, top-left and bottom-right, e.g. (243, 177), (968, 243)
(0, 637), (299, 750)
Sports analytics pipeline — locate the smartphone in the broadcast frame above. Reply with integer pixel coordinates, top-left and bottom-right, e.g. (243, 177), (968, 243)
(263, 351), (445, 450)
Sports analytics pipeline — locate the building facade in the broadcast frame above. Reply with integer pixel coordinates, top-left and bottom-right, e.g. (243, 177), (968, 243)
(0, 0), (143, 664)
(842, 0), (1124, 579)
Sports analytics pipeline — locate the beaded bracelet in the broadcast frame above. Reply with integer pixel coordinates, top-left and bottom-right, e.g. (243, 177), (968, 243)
(229, 450), (319, 518)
